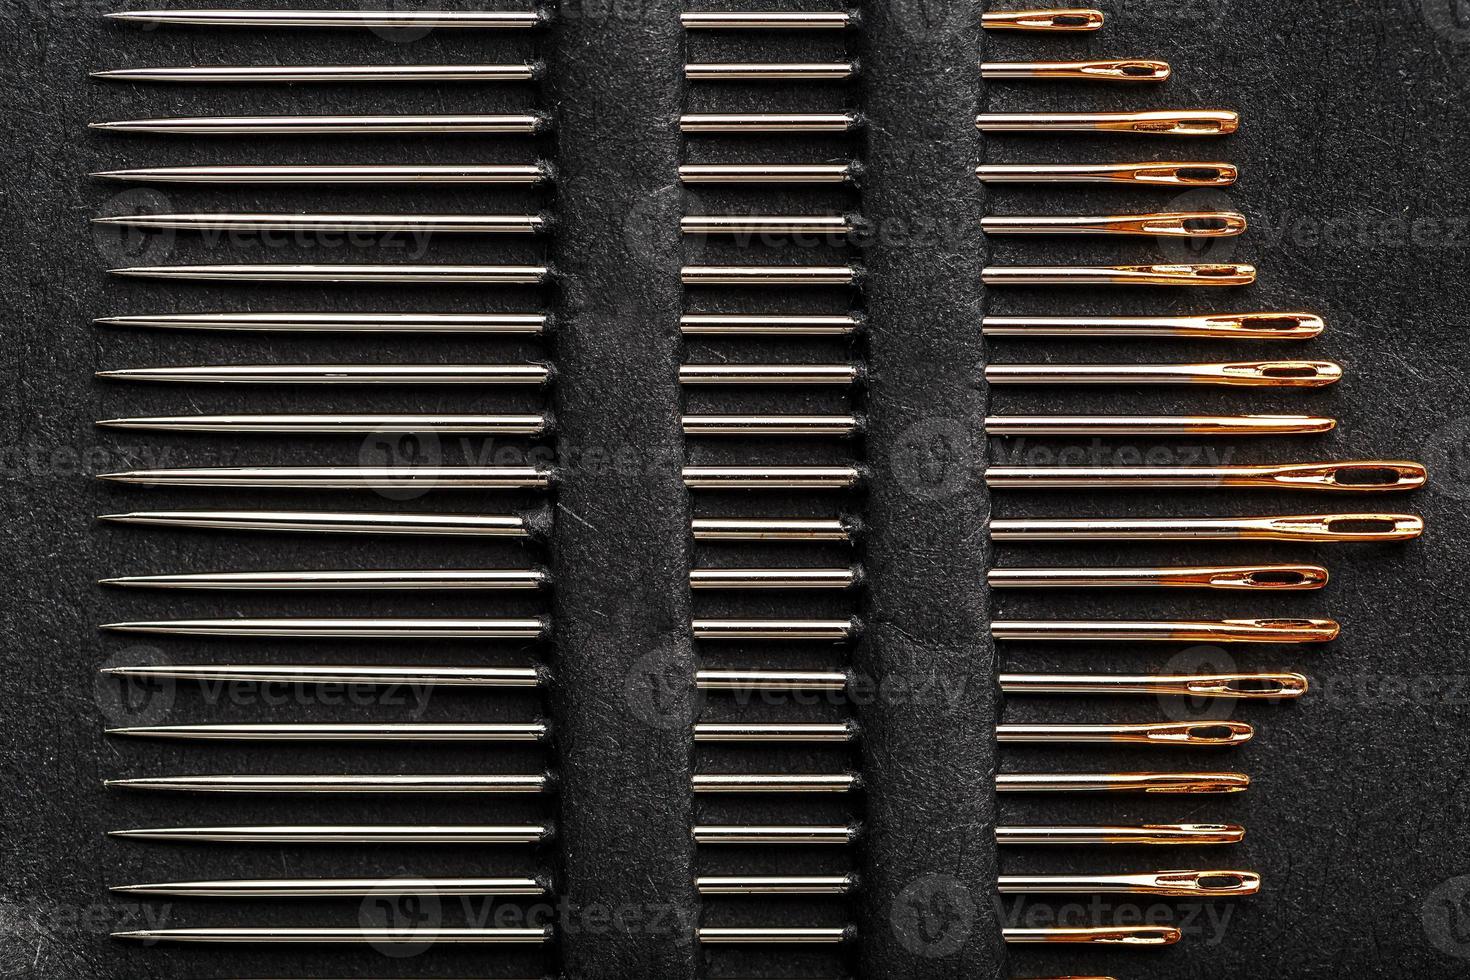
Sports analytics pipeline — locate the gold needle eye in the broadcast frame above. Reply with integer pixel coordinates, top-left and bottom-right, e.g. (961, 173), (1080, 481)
(981, 9), (1105, 31)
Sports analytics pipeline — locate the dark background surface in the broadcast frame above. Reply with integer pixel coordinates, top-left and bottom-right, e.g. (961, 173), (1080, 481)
(2, 0), (1468, 978)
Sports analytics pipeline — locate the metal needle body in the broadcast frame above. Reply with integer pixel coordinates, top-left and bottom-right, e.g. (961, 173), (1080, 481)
(97, 467), (550, 489)
(982, 263), (1255, 286)
(985, 461), (1425, 492)
(991, 618), (1339, 643)
(113, 927), (551, 944)
(96, 212), (546, 234)
(983, 415), (1335, 436)
(982, 312), (1320, 337)
(998, 870), (1259, 897)
(680, 163), (855, 185)
(92, 114), (544, 135)
(979, 161), (1237, 185)
(997, 824), (1245, 846)
(99, 414), (548, 435)
(978, 110), (1238, 135)
(104, 10), (543, 28)
(98, 510), (533, 537)
(1000, 673), (1309, 699)
(93, 64), (538, 83)
(985, 360), (1342, 386)
(101, 569), (547, 590)
(96, 312), (546, 332)
(102, 617), (546, 639)
(997, 772), (1250, 793)
(101, 664), (542, 688)
(990, 513), (1424, 542)
(97, 364), (549, 385)
(94, 164), (548, 185)
(110, 825), (551, 844)
(108, 723), (548, 742)
(109, 264), (548, 284)
(113, 876), (547, 898)
(982, 58), (1169, 81)
(105, 774), (549, 794)
(982, 211), (1244, 237)
(988, 564), (1329, 590)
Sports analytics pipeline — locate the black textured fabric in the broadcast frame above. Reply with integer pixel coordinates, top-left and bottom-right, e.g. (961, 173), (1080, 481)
(852, 2), (1004, 977)
(543, 1), (699, 978)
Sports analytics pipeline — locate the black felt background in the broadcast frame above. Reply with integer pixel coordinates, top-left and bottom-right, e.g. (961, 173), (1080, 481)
(2, 0), (1469, 978)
